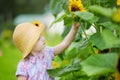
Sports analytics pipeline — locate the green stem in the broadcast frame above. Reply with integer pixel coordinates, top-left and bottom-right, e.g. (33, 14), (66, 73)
(81, 22), (96, 54)
(93, 23), (99, 32)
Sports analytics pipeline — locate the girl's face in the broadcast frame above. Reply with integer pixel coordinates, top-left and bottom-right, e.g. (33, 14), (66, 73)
(31, 36), (46, 53)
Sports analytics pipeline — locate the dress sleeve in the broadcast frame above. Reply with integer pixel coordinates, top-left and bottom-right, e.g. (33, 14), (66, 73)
(45, 47), (55, 69)
(49, 47), (54, 59)
(16, 61), (27, 77)
(46, 47), (54, 59)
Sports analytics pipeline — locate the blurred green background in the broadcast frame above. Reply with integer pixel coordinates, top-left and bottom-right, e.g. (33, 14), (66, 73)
(0, 0), (62, 80)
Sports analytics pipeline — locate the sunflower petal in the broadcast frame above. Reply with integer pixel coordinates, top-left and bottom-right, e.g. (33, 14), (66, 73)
(68, 0), (86, 12)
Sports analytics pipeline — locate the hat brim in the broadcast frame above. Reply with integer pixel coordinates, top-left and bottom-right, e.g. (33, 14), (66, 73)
(22, 24), (45, 59)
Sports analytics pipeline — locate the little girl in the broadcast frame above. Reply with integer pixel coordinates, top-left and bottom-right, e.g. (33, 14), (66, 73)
(13, 21), (80, 80)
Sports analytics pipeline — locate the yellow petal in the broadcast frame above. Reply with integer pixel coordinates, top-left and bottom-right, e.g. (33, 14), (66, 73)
(117, 0), (120, 6)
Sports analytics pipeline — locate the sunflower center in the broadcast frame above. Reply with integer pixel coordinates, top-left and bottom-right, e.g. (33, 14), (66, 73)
(71, 6), (80, 12)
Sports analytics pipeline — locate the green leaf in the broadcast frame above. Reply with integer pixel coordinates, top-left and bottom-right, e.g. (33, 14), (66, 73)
(64, 47), (78, 60)
(89, 16), (99, 23)
(64, 39), (94, 59)
(89, 5), (113, 18)
(65, 42), (78, 54)
(77, 46), (93, 59)
(64, 41), (93, 60)
(84, 0), (116, 8)
(90, 29), (120, 50)
(49, 13), (67, 28)
(62, 0), (69, 14)
(64, 16), (74, 26)
(99, 21), (120, 30)
(50, 0), (63, 17)
(61, 26), (71, 38)
(80, 53), (119, 76)
(73, 11), (94, 22)
(58, 73), (76, 80)
(47, 63), (81, 77)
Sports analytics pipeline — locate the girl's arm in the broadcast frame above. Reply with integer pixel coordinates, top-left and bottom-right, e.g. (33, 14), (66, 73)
(53, 22), (80, 55)
(18, 75), (27, 80)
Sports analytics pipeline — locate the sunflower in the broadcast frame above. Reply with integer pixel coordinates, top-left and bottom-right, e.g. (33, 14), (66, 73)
(68, 0), (86, 12)
(112, 8), (120, 22)
(117, 0), (120, 6)
(52, 61), (60, 68)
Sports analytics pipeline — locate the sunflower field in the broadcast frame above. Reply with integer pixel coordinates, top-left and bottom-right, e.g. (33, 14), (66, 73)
(48, 0), (120, 80)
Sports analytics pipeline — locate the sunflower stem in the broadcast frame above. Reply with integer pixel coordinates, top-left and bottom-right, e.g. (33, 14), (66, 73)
(93, 23), (99, 32)
(81, 22), (96, 54)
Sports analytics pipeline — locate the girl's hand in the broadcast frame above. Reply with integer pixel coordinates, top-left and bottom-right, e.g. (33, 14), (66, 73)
(73, 22), (80, 29)
(18, 75), (27, 80)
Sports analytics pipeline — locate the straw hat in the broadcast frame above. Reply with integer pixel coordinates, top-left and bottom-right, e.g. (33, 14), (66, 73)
(13, 21), (45, 58)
